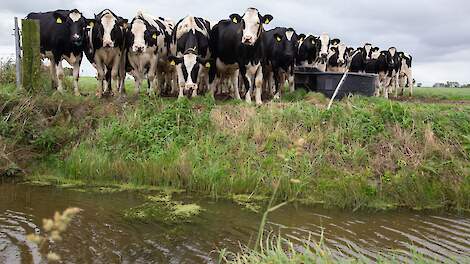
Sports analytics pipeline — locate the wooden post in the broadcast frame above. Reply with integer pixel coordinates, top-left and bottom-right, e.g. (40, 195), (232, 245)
(14, 17), (22, 90)
(21, 19), (41, 92)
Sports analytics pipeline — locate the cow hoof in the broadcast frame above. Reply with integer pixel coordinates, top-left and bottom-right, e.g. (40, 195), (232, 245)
(256, 100), (263, 106)
(273, 93), (280, 100)
(74, 92), (81, 97)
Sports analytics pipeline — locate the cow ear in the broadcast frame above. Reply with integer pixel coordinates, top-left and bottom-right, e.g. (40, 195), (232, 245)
(273, 34), (282, 43)
(229, 14), (241, 24)
(53, 12), (66, 24)
(197, 57), (214, 69)
(168, 55), (183, 66)
(86, 19), (96, 27)
(330, 38), (340, 45)
(262, 14), (273, 24)
(118, 18), (128, 27)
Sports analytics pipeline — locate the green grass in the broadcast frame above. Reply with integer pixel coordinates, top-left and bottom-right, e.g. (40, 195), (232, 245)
(220, 234), (466, 264)
(1, 77), (470, 211)
(413, 87), (470, 100)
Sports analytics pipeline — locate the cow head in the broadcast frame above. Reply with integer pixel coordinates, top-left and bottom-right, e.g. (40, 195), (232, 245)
(296, 34), (320, 64)
(370, 47), (380, 60)
(273, 28), (298, 61)
(92, 9), (127, 49)
(126, 18), (159, 53)
(229, 8), (273, 46)
(398, 52), (412, 69)
(168, 50), (213, 92)
(318, 32), (330, 59)
(53, 9), (87, 47)
(386, 47), (399, 68)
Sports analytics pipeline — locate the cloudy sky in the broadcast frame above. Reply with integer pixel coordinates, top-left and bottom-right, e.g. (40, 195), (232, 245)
(1, 0), (469, 85)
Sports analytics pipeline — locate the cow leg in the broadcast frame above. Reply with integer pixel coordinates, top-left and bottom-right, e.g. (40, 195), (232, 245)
(273, 68), (281, 100)
(49, 62), (58, 90)
(407, 71), (414, 97)
(96, 63), (105, 98)
(241, 68), (252, 104)
(56, 61), (65, 93)
(111, 56), (121, 96)
(134, 71), (142, 95)
(72, 58), (81, 96)
(231, 69), (241, 100)
(255, 67), (263, 105)
(288, 66), (295, 93)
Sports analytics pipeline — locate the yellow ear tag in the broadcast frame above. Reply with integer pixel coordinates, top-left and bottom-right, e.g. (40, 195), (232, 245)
(265, 18), (270, 24)
(232, 17), (238, 23)
(205, 62), (211, 68)
(170, 60), (176, 66)
(152, 33), (157, 39)
(56, 17), (63, 24)
(276, 36), (281, 42)
(89, 21), (94, 27)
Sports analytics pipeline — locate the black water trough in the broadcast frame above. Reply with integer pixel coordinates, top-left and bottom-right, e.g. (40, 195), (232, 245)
(294, 67), (377, 99)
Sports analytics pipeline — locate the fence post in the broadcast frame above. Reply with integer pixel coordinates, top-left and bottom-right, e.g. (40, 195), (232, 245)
(21, 19), (41, 92)
(14, 17), (22, 90)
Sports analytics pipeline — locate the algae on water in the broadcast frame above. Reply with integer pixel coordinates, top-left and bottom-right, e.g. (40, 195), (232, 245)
(123, 194), (203, 224)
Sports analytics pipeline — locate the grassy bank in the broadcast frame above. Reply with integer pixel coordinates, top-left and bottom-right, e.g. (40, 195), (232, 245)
(1, 81), (469, 211)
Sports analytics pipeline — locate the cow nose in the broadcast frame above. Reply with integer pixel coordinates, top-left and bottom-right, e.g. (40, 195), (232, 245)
(242, 35), (253, 44)
(321, 53), (328, 59)
(185, 83), (197, 91)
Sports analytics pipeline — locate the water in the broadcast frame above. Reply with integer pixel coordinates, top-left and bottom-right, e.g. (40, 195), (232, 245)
(1, 181), (469, 263)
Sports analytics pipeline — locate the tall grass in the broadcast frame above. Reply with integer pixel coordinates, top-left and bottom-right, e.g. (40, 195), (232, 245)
(1, 82), (469, 210)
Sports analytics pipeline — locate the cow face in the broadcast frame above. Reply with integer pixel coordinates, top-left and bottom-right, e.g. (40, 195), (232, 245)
(273, 28), (298, 60)
(127, 18), (159, 53)
(230, 8), (273, 46)
(169, 51), (213, 91)
(370, 47), (380, 60)
(336, 43), (347, 65)
(318, 33), (330, 59)
(53, 9), (87, 47)
(93, 10), (127, 49)
(386, 47), (399, 68)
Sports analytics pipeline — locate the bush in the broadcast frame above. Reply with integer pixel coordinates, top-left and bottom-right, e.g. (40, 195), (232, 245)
(0, 59), (16, 85)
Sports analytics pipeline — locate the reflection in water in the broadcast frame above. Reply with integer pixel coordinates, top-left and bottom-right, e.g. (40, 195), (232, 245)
(0, 182), (469, 263)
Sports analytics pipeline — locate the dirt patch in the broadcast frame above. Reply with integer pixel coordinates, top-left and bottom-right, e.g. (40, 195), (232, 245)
(210, 105), (256, 135)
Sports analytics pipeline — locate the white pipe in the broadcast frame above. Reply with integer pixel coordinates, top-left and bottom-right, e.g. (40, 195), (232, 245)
(327, 71), (349, 110)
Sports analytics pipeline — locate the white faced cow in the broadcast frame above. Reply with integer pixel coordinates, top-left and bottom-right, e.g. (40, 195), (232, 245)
(125, 11), (165, 95)
(327, 42), (349, 73)
(169, 16), (212, 99)
(26, 9), (88, 95)
(313, 32), (330, 72)
(88, 9), (127, 97)
(209, 8), (273, 105)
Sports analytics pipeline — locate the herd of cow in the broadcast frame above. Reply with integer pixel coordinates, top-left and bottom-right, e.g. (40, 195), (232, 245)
(26, 8), (414, 105)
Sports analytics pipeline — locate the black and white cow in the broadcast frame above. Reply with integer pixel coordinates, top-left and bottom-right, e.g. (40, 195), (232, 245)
(363, 48), (400, 98)
(209, 8), (273, 105)
(87, 9), (127, 97)
(348, 44), (379, 73)
(397, 52), (413, 96)
(263, 27), (299, 98)
(169, 16), (212, 98)
(153, 16), (177, 97)
(125, 11), (166, 95)
(327, 42), (349, 73)
(296, 34), (320, 67)
(26, 9), (88, 95)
